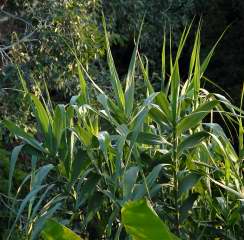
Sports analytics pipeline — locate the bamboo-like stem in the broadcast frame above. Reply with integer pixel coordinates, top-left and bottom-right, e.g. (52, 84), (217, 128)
(172, 125), (180, 236)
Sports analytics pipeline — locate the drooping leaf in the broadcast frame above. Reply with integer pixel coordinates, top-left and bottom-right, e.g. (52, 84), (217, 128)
(32, 164), (54, 188)
(85, 192), (104, 225)
(4, 120), (47, 153)
(29, 184), (56, 222)
(76, 173), (100, 208)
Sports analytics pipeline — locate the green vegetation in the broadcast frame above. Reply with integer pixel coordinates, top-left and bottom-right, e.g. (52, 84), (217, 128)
(1, 1), (244, 239)
(0, 0), (105, 126)
(1, 18), (244, 239)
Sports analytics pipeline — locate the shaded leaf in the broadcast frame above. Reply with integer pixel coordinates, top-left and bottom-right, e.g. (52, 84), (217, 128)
(177, 131), (210, 154)
(71, 150), (91, 182)
(4, 120), (47, 153)
(179, 172), (201, 197)
(179, 193), (199, 222)
(123, 166), (139, 200)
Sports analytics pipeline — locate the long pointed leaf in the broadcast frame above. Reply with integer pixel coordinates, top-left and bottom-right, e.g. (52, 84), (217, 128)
(102, 14), (125, 109)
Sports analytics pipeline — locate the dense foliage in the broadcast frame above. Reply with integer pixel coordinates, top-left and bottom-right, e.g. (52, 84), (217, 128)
(1, 1), (244, 239)
(1, 19), (244, 239)
(0, 0), (104, 124)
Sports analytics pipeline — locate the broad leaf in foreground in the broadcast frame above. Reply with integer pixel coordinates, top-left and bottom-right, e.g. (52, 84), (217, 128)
(41, 219), (82, 240)
(121, 199), (179, 240)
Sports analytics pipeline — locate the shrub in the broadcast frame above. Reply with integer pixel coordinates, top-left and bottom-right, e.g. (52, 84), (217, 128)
(0, 0), (105, 122)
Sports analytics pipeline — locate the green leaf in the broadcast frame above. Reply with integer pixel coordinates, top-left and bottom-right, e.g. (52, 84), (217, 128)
(176, 100), (219, 134)
(177, 131), (210, 154)
(138, 54), (154, 95)
(4, 120), (47, 153)
(125, 44), (136, 117)
(8, 185), (47, 238)
(41, 219), (81, 240)
(52, 105), (66, 153)
(85, 192), (104, 225)
(170, 61), (180, 123)
(98, 131), (110, 158)
(29, 184), (56, 222)
(161, 31), (166, 90)
(192, 35), (201, 101)
(17, 66), (28, 94)
(122, 199), (179, 240)
(123, 166), (139, 200)
(76, 173), (100, 208)
(32, 164), (54, 188)
(133, 164), (166, 200)
(8, 144), (25, 195)
(128, 132), (168, 145)
(188, 25), (200, 79)
(169, 22), (193, 122)
(155, 92), (172, 121)
(102, 14), (125, 110)
(125, 19), (143, 117)
(77, 63), (88, 104)
(74, 125), (93, 147)
(208, 176), (244, 199)
(71, 150), (91, 182)
(31, 202), (62, 240)
(97, 94), (119, 126)
(179, 193), (199, 222)
(130, 93), (158, 147)
(178, 172), (201, 197)
(97, 131), (112, 172)
(31, 95), (51, 141)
